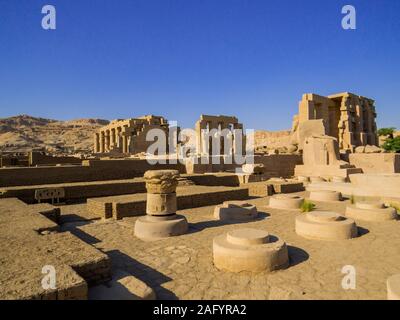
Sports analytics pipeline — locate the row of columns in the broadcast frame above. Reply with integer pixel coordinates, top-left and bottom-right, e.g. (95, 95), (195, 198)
(94, 126), (130, 153)
(195, 121), (245, 156)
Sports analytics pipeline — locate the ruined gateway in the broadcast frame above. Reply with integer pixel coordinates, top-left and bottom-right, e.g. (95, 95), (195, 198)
(1, 92), (400, 301)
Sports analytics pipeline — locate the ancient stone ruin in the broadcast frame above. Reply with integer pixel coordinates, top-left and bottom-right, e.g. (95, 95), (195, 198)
(309, 190), (343, 202)
(134, 170), (188, 240)
(1, 91), (399, 300)
(195, 114), (245, 157)
(295, 135), (362, 180)
(345, 202), (398, 222)
(295, 211), (358, 241)
(94, 115), (169, 154)
(268, 194), (305, 210)
(236, 163), (269, 183)
(292, 92), (378, 151)
(213, 228), (289, 272)
(213, 201), (258, 221)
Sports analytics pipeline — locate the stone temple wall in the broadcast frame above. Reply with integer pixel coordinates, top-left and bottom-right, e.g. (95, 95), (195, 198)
(293, 92), (378, 152)
(94, 115), (169, 155)
(348, 153), (400, 174)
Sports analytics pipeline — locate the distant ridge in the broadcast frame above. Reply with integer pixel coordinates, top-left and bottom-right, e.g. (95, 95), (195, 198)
(0, 115), (110, 154)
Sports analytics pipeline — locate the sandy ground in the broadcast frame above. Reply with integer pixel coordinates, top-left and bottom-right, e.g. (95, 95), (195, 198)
(60, 192), (400, 300)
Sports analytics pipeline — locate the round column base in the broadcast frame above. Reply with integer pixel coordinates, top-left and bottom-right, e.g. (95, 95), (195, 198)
(213, 228), (289, 273)
(345, 203), (398, 222)
(269, 194), (304, 210)
(214, 201), (258, 221)
(309, 190), (342, 202)
(134, 214), (188, 241)
(295, 211), (357, 241)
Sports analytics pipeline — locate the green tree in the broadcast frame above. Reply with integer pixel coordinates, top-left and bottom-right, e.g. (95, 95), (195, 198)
(377, 127), (396, 138)
(382, 136), (400, 153)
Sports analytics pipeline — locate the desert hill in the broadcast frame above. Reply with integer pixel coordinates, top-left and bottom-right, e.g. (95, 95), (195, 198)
(0, 114), (296, 155)
(0, 115), (109, 154)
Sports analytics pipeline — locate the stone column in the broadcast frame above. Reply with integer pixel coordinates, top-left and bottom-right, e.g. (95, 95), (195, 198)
(134, 170), (188, 241)
(111, 128), (116, 149)
(105, 130), (111, 152)
(233, 123), (245, 156)
(122, 135), (128, 154)
(117, 127), (122, 150)
(100, 132), (105, 153)
(195, 120), (206, 155)
(94, 133), (100, 153)
(122, 126), (129, 154)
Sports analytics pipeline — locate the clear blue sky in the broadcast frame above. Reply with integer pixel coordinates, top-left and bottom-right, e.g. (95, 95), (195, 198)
(0, 0), (399, 130)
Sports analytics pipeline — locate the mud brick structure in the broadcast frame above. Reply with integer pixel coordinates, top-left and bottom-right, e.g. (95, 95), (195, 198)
(88, 185), (250, 220)
(0, 159), (184, 187)
(29, 151), (82, 166)
(0, 152), (30, 167)
(94, 115), (169, 154)
(245, 179), (304, 197)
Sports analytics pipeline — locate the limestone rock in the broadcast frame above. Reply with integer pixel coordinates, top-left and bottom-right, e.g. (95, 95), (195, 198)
(89, 270), (156, 300)
(365, 145), (382, 153)
(286, 144), (298, 154)
(355, 145), (382, 154)
(355, 146), (366, 153)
